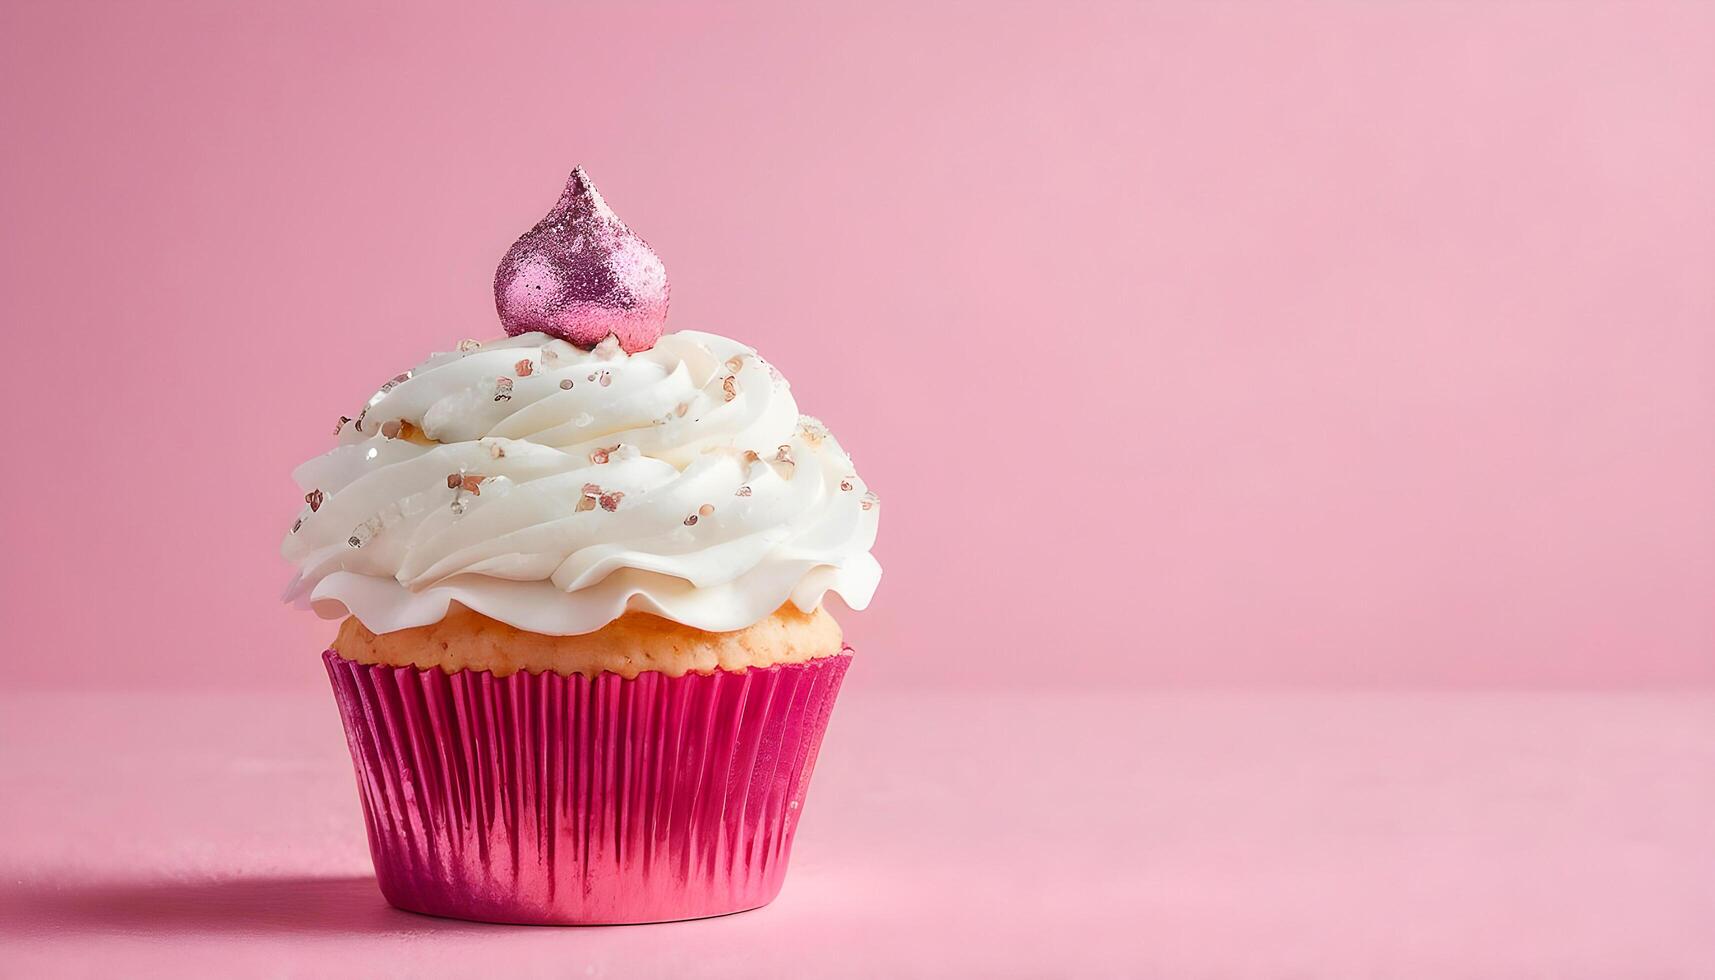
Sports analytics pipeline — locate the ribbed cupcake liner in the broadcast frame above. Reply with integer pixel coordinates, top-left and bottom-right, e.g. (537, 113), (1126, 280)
(322, 648), (851, 924)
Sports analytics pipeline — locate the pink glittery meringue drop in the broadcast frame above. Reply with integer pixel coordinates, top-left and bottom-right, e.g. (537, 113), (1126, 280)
(495, 167), (669, 353)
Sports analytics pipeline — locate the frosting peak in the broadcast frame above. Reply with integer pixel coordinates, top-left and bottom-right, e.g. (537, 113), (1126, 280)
(283, 330), (880, 636)
(495, 168), (670, 353)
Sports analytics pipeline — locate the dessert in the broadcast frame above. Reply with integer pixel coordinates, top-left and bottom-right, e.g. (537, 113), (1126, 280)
(283, 167), (880, 924)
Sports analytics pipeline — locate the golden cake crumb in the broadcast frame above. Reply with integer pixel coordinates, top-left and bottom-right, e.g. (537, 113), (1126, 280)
(333, 602), (844, 678)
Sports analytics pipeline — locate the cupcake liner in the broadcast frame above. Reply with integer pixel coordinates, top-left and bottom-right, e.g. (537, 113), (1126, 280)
(322, 647), (851, 924)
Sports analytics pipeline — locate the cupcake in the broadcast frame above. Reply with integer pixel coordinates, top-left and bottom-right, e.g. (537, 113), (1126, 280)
(283, 168), (881, 925)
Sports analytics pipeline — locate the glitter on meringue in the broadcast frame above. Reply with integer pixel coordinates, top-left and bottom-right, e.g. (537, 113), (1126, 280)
(576, 482), (601, 513)
(348, 517), (382, 548)
(798, 415), (829, 444)
(494, 167), (670, 353)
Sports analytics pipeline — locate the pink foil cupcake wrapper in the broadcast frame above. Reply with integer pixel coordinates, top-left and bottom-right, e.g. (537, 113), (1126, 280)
(323, 648), (852, 924)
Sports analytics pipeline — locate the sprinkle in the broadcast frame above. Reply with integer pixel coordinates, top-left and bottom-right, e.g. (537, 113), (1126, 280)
(487, 441), (506, 459)
(353, 407), (368, 433)
(347, 518), (381, 548)
(675, 403), (688, 417)
(722, 376), (738, 402)
(599, 491), (624, 512)
(541, 346), (560, 364)
(683, 514), (698, 526)
(457, 339), (482, 353)
(770, 445), (796, 480)
(304, 489), (325, 512)
(725, 355), (745, 372)
(291, 517), (303, 533)
(379, 419), (419, 441)
(447, 473), (485, 495)
(735, 485), (752, 497)
(559, 379), (575, 390)
(861, 490), (880, 511)
(798, 415), (829, 444)
(380, 372), (411, 393)
(699, 504), (715, 518)
(494, 377), (514, 401)
(515, 358), (534, 377)
(742, 450), (761, 464)
(593, 335), (625, 360)
(840, 478), (854, 492)
(449, 499), (466, 516)
(590, 445), (618, 465)
(598, 371), (612, 387)
(334, 415), (352, 436)
(587, 372), (598, 382)
(576, 483), (601, 513)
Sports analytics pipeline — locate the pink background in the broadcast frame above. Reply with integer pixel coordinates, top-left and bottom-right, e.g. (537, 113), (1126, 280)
(5, 4), (1714, 976)
(3, 0), (1712, 691)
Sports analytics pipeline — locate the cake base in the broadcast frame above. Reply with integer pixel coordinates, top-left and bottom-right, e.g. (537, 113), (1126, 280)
(323, 648), (851, 925)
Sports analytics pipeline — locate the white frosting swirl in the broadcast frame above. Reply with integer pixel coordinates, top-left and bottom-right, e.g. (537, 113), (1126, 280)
(282, 331), (881, 635)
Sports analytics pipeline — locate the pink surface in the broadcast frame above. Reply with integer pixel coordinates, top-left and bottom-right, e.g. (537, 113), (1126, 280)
(3, 1), (1714, 689)
(4, 689), (1713, 977)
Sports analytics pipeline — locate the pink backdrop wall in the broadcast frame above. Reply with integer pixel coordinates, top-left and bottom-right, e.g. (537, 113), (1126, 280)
(2, 1), (1711, 690)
